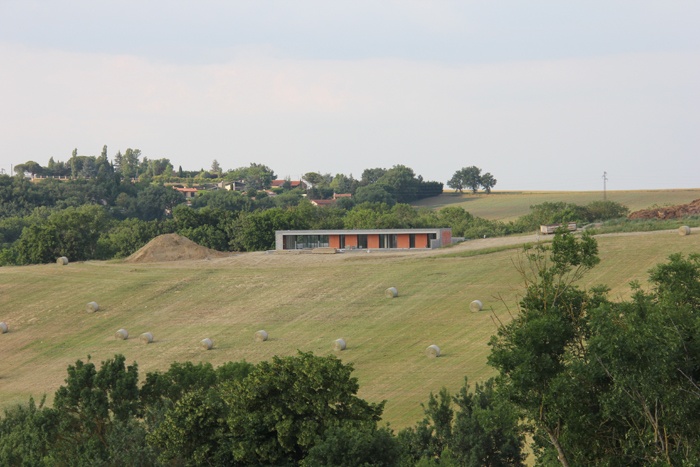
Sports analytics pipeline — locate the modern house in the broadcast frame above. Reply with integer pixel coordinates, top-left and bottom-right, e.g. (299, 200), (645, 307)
(275, 228), (452, 251)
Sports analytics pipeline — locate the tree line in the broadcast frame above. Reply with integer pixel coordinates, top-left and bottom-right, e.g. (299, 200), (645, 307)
(0, 170), (631, 266)
(1, 148), (631, 265)
(2, 233), (699, 465)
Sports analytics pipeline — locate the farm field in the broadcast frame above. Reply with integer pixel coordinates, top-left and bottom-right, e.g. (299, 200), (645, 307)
(412, 189), (700, 222)
(1, 228), (698, 428)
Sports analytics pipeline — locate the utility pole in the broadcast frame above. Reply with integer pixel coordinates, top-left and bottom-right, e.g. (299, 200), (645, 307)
(602, 171), (608, 201)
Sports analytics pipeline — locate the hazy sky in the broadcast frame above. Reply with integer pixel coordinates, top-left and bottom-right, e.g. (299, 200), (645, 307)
(1, 1), (698, 190)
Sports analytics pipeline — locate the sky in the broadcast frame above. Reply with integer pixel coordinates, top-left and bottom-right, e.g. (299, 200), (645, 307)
(1, 1), (699, 191)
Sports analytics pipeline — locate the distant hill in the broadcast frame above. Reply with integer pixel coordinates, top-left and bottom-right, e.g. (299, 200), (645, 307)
(412, 189), (700, 222)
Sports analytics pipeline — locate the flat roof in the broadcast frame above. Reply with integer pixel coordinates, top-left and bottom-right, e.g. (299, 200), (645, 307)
(277, 228), (450, 235)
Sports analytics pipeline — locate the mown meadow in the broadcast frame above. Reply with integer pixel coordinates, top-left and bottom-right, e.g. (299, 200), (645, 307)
(1, 227), (698, 428)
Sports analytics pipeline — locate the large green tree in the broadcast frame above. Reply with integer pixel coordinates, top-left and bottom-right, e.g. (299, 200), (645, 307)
(15, 205), (113, 263)
(226, 163), (276, 191)
(489, 233), (700, 465)
(223, 351), (385, 465)
(399, 379), (524, 466)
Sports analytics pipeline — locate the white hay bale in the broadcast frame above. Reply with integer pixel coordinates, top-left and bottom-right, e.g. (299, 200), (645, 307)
(140, 332), (154, 344)
(254, 330), (268, 342)
(385, 287), (398, 298)
(86, 302), (99, 313)
(56, 256), (69, 265)
(679, 225), (691, 236)
(0, 322), (8, 334)
(114, 329), (128, 340)
(470, 300), (483, 312)
(200, 338), (214, 350)
(333, 338), (346, 351)
(426, 344), (441, 358)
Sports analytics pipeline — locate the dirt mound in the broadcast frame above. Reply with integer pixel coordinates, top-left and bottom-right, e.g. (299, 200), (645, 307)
(125, 233), (231, 263)
(628, 199), (700, 220)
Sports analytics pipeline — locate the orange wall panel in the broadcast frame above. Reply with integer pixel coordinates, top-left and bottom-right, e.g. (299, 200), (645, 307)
(329, 235), (340, 249)
(368, 235), (380, 249)
(397, 234), (410, 249)
(415, 234), (429, 248)
(345, 235), (358, 247)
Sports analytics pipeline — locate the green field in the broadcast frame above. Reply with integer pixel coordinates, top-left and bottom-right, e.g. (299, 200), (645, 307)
(413, 189), (700, 222)
(1, 229), (698, 428)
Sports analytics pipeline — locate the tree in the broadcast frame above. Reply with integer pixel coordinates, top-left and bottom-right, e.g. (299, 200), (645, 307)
(462, 166), (482, 193)
(115, 148), (141, 179)
(302, 425), (402, 467)
(488, 231), (602, 467)
(303, 171), (331, 189)
(361, 167), (387, 185)
(149, 389), (234, 466)
(136, 185), (184, 221)
(226, 163), (276, 190)
(330, 173), (355, 194)
(145, 361), (253, 465)
(354, 184), (396, 206)
(486, 236), (700, 465)
(0, 397), (58, 466)
(222, 351), (385, 465)
(15, 205), (113, 263)
(581, 253), (700, 465)
(79, 157), (96, 178)
(377, 165), (419, 203)
(50, 354), (142, 464)
(399, 379), (524, 466)
(211, 159), (222, 176)
(447, 173), (465, 193)
(449, 166), (496, 194)
(480, 172), (497, 193)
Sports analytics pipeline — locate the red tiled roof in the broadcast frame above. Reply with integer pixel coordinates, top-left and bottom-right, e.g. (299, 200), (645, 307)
(272, 179), (303, 187)
(310, 199), (336, 206)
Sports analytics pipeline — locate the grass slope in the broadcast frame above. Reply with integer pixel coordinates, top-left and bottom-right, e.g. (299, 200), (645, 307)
(0, 230), (698, 428)
(413, 189), (700, 222)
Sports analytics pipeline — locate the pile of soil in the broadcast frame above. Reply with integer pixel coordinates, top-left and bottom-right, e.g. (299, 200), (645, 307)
(125, 233), (231, 263)
(628, 199), (700, 220)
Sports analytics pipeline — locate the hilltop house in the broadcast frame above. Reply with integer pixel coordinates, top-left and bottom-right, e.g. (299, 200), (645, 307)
(275, 228), (452, 251)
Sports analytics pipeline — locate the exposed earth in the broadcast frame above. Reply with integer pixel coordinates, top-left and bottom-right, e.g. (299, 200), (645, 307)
(125, 233), (233, 263)
(628, 198), (700, 220)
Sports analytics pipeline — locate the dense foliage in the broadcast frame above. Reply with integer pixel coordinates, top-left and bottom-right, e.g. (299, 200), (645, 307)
(0, 149), (637, 266)
(489, 233), (700, 466)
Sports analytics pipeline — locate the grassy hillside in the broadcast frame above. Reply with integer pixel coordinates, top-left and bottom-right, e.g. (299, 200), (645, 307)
(413, 189), (700, 222)
(1, 229), (698, 428)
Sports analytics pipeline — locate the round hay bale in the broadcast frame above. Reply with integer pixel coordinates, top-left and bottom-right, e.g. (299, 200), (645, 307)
(333, 338), (346, 351)
(385, 287), (398, 298)
(470, 300), (483, 312)
(140, 332), (154, 344)
(200, 338), (214, 350)
(0, 322), (8, 334)
(85, 302), (99, 313)
(679, 225), (691, 236)
(254, 330), (268, 342)
(114, 328), (128, 340)
(425, 344), (441, 358)
(56, 256), (69, 265)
